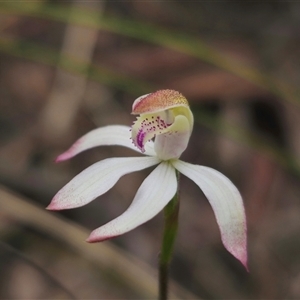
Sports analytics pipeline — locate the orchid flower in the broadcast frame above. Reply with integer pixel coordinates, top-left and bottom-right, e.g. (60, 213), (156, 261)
(47, 89), (247, 269)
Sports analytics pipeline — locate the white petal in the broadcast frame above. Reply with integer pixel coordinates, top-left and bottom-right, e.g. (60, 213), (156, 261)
(172, 160), (248, 269)
(87, 162), (177, 242)
(47, 156), (160, 210)
(56, 125), (156, 162)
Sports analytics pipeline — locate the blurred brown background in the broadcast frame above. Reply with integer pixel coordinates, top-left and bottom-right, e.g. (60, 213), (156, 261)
(0, 1), (300, 299)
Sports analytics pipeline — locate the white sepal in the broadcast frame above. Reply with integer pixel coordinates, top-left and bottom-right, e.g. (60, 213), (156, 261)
(47, 156), (160, 210)
(87, 162), (177, 242)
(56, 125), (156, 162)
(172, 160), (247, 269)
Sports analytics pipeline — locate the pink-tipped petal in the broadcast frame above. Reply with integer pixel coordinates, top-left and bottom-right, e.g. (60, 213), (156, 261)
(55, 125), (156, 162)
(172, 160), (248, 269)
(47, 156), (160, 210)
(87, 162), (177, 243)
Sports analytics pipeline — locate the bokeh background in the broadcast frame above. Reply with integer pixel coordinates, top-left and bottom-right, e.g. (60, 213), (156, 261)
(1, 1), (300, 299)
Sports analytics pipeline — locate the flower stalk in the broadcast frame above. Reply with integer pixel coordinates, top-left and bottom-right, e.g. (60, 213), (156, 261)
(159, 169), (180, 300)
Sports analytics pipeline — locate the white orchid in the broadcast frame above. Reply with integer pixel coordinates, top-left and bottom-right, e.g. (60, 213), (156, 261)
(47, 89), (247, 268)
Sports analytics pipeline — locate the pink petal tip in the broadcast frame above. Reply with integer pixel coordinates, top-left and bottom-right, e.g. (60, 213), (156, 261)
(241, 257), (249, 272)
(231, 245), (248, 271)
(46, 203), (58, 211)
(46, 204), (54, 210)
(55, 152), (71, 163)
(55, 140), (82, 163)
(86, 233), (118, 243)
(46, 197), (62, 211)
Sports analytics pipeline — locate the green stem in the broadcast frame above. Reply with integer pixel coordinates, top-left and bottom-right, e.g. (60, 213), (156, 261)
(159, 170), (180, 300)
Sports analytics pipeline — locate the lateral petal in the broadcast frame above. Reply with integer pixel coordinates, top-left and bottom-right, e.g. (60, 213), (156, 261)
(172, 160), (248, 269)
(87, 162), (177, 242)
(47, 156), (160, 210)
(56, 125), (155, 162)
